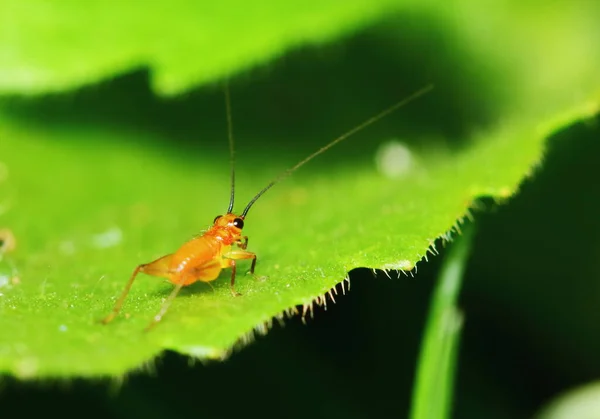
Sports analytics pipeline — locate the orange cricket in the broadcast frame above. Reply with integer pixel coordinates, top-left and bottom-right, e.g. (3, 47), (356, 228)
(101, 82), (433, 331)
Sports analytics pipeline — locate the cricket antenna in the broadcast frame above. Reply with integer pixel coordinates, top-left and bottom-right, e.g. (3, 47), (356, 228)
(224, 81), (236, 214)
(241, 83), (434, 218)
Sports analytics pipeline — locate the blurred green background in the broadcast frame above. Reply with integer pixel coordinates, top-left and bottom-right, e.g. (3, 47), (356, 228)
(1, 1), (600, 418)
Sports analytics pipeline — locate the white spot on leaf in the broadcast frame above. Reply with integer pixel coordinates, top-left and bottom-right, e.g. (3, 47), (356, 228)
(59, 241), (76, 255)
(375, 140), (414, 178)
(91, 227), (123, 249)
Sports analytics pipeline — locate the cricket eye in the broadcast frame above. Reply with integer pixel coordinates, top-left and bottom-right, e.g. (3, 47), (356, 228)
(213, 215), (222, 224)
(233, 218), (244, 229)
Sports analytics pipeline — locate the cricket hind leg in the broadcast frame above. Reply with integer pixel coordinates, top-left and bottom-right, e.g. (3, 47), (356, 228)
(144, 281), (185, 332)
(144, 258), (222, 331)
(101, 253), (174, 324)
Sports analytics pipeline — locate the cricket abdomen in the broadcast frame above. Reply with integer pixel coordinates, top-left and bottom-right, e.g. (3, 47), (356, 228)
(168, 236), (224, 285)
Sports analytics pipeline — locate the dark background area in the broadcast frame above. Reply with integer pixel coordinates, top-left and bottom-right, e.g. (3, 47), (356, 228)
(1, 14), (599, 419)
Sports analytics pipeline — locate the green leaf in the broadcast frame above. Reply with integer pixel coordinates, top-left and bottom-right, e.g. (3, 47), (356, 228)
(410, 225), (472, 419)
(1, 0), (599, 379)
(0, 97), (593, 378)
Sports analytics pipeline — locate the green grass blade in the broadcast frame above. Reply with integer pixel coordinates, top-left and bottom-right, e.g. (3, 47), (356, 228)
(410, 225), (473, 419)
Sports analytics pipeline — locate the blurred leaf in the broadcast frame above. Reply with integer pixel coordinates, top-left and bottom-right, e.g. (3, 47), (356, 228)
(1, 0), (405, 96)
(535, 382), (600, 419)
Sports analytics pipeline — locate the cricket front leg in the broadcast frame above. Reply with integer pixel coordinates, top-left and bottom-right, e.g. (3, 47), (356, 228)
(236, 236), (249, 250)
(222, 249), (257, 297)
(101, 253), (173, 324)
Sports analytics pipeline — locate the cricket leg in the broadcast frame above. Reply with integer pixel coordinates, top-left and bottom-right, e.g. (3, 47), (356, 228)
(222, 249), (257, 297)
(101, 253), (173, 324)
(145, 258), (222, 331)
(144, 281), (185, 332)
(237, 236), (249, 250)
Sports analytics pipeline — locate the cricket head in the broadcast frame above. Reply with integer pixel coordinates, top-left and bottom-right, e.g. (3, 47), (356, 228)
(212, 213), (245, 243)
